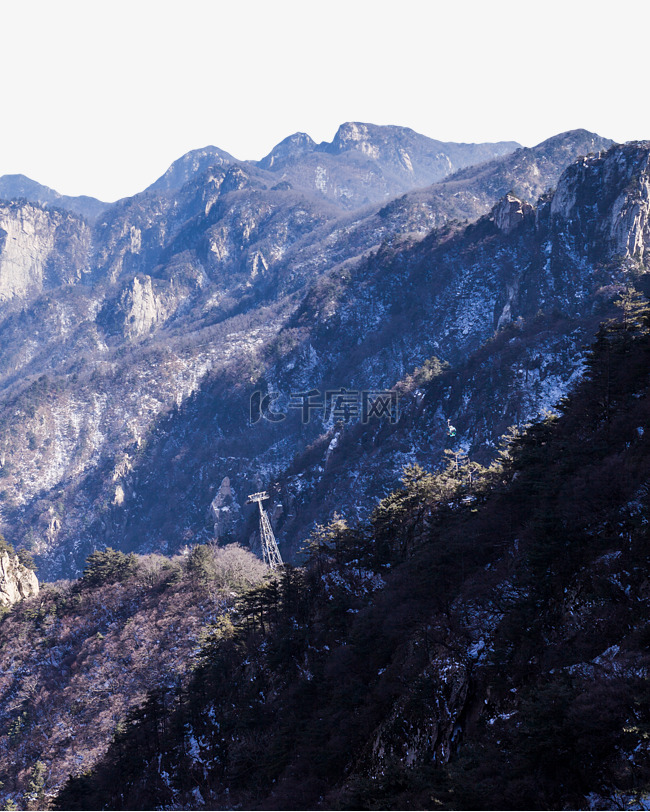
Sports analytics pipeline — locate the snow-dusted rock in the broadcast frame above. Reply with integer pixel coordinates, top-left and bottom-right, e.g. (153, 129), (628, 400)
(492, 193), (534, 235)
(0, 552), (38, 607)
(209, 476), (242, 540)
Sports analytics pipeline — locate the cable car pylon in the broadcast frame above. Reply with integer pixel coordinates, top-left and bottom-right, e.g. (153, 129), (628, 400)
(247, 491), (283, 570)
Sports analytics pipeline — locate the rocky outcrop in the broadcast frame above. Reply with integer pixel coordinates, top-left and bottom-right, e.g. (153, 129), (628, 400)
(0, 552), (38, 607)
(0, 202), (90, 301)
(609, 162), (650, 262)
(118, 275), (168, 338)
(209, 477), (242, 540)
(97, 274), (174, 338)
(258, 132), (317, 170)
(491, 193), (534, 234)
(220, 165), (252, 195)
(550, 142), (650, 265)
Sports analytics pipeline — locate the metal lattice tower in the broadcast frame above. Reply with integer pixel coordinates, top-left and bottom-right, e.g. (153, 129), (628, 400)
(247, 491), (283, 569)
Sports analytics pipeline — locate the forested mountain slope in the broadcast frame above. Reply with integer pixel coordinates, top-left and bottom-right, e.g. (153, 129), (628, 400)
(53, 291), (650, 811)
(0, 543), (265, 809)
(2, 124), (650, 810)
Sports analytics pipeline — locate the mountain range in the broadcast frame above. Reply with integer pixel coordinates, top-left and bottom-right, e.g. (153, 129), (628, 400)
(2, 119), (650, 809)
(0, 123), (617, 578)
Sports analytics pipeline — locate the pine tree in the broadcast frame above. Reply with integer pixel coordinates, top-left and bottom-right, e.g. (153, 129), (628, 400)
(25, 760), (46, 811)
(370, 463), (458, 561)
(615, 285), (650, 333)
(16, 548), (36, 571)
(304, 514), (367, 570)
(81, 547), (137, 587)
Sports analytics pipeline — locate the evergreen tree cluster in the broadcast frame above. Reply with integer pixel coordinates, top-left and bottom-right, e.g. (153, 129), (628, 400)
(80, 548), (138, 588)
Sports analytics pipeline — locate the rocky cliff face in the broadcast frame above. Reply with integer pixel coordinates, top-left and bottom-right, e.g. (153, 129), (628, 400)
(0, 552), (38, 606)
(209, 476), (243, 540)
(550, 141), (650, 264)
(0, 202), (91, 301)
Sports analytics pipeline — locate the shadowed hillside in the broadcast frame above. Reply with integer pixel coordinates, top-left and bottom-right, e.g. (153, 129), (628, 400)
(53, 291), (650, 810)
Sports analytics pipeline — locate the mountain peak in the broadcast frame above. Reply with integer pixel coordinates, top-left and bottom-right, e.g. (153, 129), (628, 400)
(327, 121), (385, 152)
(258, 132), (316, 170)
(319, 121), (417, 157)
(146, 145), (236, 193)
(529, 128), (615, 156)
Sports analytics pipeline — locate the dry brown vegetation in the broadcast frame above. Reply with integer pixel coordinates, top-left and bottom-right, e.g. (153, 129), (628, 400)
(0, 543), (265, 809)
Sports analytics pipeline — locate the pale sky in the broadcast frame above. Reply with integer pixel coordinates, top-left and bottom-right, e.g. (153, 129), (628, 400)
(1, 0), (647, 202)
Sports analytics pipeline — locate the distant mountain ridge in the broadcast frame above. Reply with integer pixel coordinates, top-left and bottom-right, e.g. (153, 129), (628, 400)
(251, 121), (521, 208)
(141, 122), (523, 212)
(0, 123), (520, 220)
(0, 173), (107, 220)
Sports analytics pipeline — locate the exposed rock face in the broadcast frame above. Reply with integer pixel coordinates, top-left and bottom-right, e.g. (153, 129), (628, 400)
(612, 175), (650, 261)
(550, 142), (650, 265)
(209, 476), (242, 540)
(220, 165), (252, 195)
(0, 202), (90, 301)
(109, 274), (170, 338)
(491, 192), (534, 234)
(0, 552), (38, 606)
(363, 653), (469, 774)
(258, 132), (317, 170)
